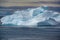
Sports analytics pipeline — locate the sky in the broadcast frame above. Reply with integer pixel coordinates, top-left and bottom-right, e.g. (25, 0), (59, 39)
(0, 0), (60, 7)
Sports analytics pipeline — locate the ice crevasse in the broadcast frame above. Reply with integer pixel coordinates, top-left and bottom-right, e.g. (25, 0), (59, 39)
(1, 6), (60, 26)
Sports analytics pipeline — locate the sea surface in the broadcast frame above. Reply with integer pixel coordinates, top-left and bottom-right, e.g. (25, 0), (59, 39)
(0, 7), (60, 40)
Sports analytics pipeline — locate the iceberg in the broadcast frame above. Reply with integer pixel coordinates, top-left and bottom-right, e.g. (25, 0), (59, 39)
(1, 6), (60, 27)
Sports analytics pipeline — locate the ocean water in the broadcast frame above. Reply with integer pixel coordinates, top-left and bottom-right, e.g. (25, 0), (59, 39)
(0, 27), (60, 40)
(0, 6), (60, 40)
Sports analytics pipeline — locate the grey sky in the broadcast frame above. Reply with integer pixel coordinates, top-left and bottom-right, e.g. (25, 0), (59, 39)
(0, 0), (60, 7)
(0, 0), (60, 2)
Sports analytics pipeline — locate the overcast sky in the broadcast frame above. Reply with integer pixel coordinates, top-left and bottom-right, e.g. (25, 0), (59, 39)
(0, 0), (60, 2)
(0, 0), (60, 7)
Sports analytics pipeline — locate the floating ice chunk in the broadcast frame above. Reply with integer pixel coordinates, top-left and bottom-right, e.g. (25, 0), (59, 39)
(32, 7), (44, 16)
(51, 12), (60, 23)
(47, 18), (59, 25)
(54, 16), (60, 23)
(31, 6), (48, 16)
(1, 6), (60, 26)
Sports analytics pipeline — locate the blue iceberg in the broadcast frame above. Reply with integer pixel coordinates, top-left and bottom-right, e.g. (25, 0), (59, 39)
(1, 6), (60, 27)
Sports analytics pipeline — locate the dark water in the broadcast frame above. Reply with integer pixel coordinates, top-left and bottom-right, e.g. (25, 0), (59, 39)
(0, 7), (60, 40)
(0, 27), (60, 40)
